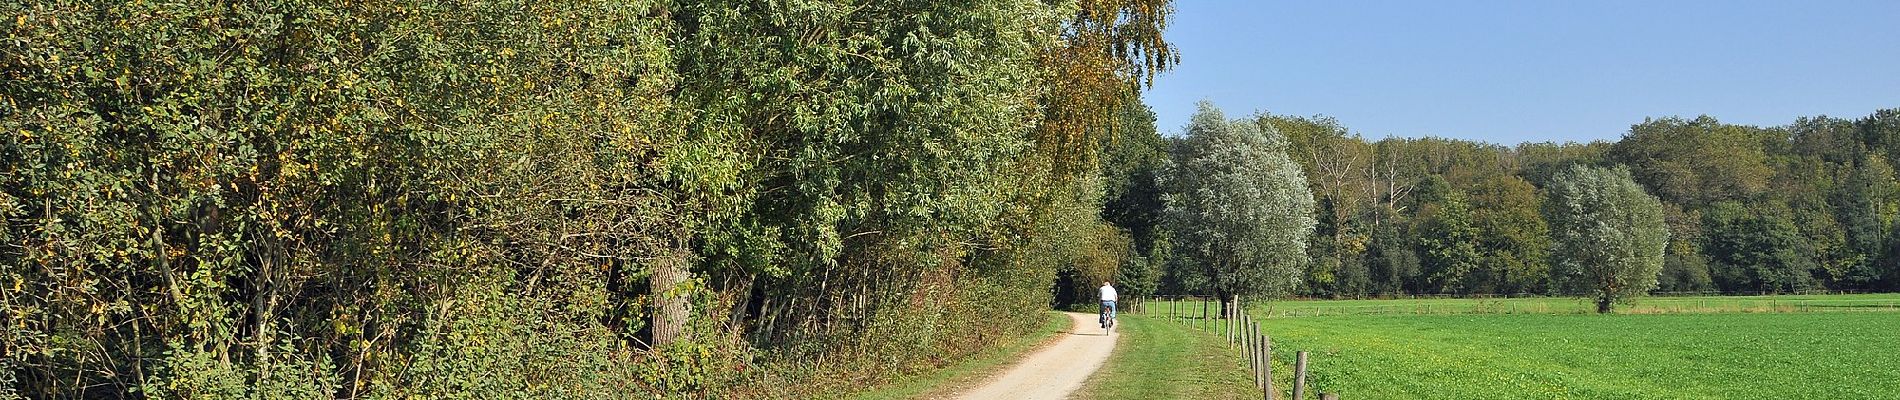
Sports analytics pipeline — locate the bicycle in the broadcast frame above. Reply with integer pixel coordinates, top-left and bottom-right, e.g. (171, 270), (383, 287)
(1099, 300), (1117, 334)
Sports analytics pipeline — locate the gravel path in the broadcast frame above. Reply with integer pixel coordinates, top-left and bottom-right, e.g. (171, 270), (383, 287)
(947, 312), (1118, 400)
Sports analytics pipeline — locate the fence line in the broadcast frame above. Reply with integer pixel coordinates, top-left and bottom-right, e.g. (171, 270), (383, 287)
(1143, 295), (1333, 400)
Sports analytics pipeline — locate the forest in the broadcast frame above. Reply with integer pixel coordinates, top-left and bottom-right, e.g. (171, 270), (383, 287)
(1221, 110), (1900, 298)
(1093, 103), (1900, 300)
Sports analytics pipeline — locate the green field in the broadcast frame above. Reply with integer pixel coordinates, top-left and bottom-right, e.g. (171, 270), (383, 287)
(1173, 295), (1900, 399)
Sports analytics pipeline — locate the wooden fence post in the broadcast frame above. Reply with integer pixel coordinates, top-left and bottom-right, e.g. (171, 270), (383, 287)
(1238, 314), (1254, 369)
(1223, 299), (1238, 343)
(1293, 351), (1309, 400)
(1246, 322), (1261, 386)
(1251, 320), (1262, 389)
(1263, 335), (1274, 400)
(1203, 297), (1210, 332)
(1241, 312), (1251, 379)
(1229, 296), (1237, 344)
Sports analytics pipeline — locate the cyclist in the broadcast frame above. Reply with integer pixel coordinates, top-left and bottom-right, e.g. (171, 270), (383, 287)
(1099, 281), (1118, 331)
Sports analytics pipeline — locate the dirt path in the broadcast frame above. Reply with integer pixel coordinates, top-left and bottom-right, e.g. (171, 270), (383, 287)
(947, 312), (1118, 400)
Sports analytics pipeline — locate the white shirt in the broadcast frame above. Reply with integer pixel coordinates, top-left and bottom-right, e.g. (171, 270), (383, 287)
(1099, 285), (1118, 302)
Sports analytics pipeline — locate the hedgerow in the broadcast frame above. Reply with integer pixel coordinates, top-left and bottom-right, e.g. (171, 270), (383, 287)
(3, 0), (1173, 398)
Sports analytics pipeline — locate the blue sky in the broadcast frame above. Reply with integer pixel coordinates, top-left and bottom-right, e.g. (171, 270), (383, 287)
(1143, 0), (1900, 144)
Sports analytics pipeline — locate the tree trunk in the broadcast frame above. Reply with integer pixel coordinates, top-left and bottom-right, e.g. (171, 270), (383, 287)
(650, 246), (691, 347)
(1596, 296), (1613, 314)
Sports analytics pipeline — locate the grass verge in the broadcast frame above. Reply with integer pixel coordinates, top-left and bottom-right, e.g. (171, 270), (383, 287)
(849, 311), (1071, 400)
(1072, 314), (1259, 400)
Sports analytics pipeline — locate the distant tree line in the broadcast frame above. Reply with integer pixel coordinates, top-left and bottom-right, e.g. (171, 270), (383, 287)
(1103, 109), (1900, 299)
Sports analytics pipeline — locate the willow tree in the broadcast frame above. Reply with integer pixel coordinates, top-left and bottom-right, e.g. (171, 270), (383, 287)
(1165, 103), (1315, 316)
(1545, 165), (1670, 313)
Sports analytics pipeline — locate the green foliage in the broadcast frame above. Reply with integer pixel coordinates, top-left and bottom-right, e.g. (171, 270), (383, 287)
(1418, 189), (1483, 294)
(1514, 141), (1612, 187)
(1163, 102), (1317, 304)
(1363, 215), (1423, 295)
(1100, 95), (1170, 301)
(1657, 234), (1715, 292)
(1268, 114), (1374, 298)
(1266, 108), (1900, 297)
(665, 0), (1180, 396)
(5, 0), (697, 396)
(1545, 165), (1670, 312)
(4, 0), (1181, 397)
(1611, 116), (1777, 206)
(1703, 202), (1819, 293)
(1468, 174), (1551, 294)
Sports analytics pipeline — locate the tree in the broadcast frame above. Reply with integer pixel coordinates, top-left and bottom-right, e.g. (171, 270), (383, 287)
(1515, 141), (1612, 188)
(1851, 110), (1900, 290)
(1418, 188), (1484, 294)
(1164, 102), (1316, 316)
(1265, 113), (1375, 297)
(1703, 202), (1819, 293)
(1609, 116), (1776, 207)
(1305, 198), (1372, 297)
(1364, 209), (1423, 295)
(1469, 174), (1551, 294)
(5, 1), (695, 395)
(1034, 0), (1179, 176)
(1101, 95), (1171, 272)
(1100, 97), (1174, 299)
(1545, 165), (1670, 313)
(1657, 233), (1716, 292)
(1831, 152), (1898, 288)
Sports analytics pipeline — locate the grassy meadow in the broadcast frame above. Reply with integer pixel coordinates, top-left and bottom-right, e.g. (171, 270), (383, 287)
(1258, 312), (1900, 399)
(1133, 294), (1900, 399)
